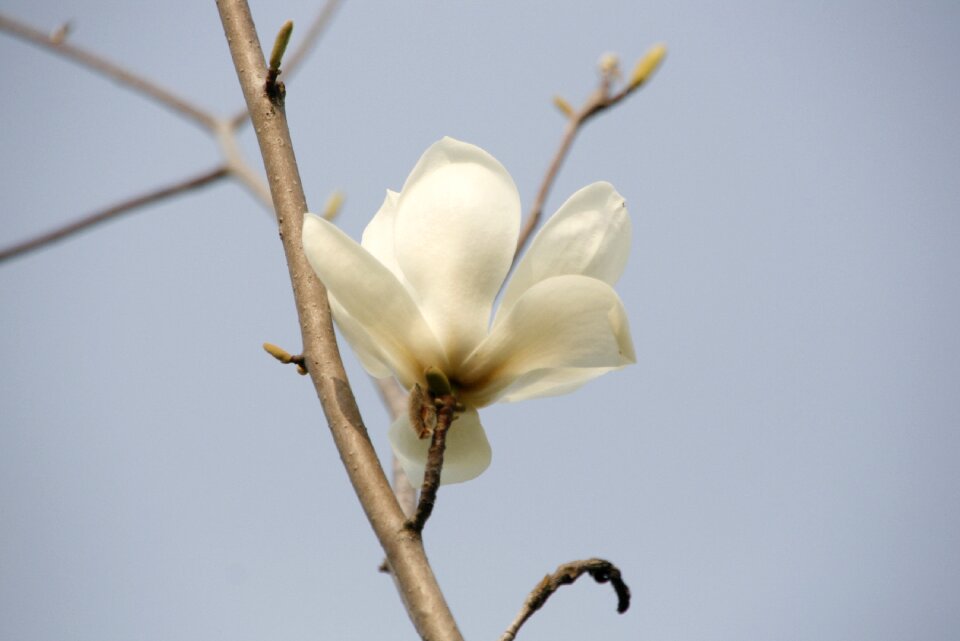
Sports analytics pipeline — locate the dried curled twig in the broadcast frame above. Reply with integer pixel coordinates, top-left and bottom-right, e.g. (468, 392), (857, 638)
(499, 558), (631, 641)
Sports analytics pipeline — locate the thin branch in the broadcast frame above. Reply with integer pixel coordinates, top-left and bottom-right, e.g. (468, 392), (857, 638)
(216, 3), (463, 640)
(514, 48), (665, 261)
(0, 12), (218, 131)
(227, 0), (343, 129)
(406, 394), (456, 534)
(499, 558), (631, 641)
(0, 166), (229, 263)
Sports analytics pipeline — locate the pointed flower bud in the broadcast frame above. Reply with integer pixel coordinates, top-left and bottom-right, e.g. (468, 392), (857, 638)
(629, 43), (667, 89)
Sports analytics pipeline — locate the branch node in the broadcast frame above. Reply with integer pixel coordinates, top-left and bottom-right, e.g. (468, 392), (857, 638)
(262, 342), (308, 374)
(552, 95), (575, 119)
(49, 21), (71, 44)
(265, 20), (294, 102)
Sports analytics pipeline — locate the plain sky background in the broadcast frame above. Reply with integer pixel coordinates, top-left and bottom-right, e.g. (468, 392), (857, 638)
(2, 1), (959, 640)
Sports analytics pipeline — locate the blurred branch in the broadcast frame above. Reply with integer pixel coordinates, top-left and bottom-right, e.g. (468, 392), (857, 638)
(0, 12), (217, 131)
(499, 558), (631, 641)
(216, 3), (462, 640)
(0, 4), (343, 261)
(373, 377), (418, 518)
(0, 166), (229, 263)
(514, 46), (666, 260)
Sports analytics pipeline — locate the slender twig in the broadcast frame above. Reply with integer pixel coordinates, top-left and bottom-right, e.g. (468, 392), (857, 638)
(514, 47), (665, 261)
(406, 394), (456, 534)
(0, 166), (229, 263)
(499, 558), (631, 641)
(216, 3), (463, 640)
(0, 12), (217, 131)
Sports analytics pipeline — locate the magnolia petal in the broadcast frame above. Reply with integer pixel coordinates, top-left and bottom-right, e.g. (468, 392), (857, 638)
(360, 190), (403, 280)
(302, 213), (446, 388)
(393, 137), (521, 364)
(497, 182), (630, 324)
(328, 296), (392, 378)
(459, 275), (635, 406)
(388, 407), (492, 486)
(498, 366), (621, 403)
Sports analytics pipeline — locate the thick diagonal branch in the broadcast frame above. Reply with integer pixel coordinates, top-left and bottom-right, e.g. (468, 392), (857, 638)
(216, 3), (462, 640)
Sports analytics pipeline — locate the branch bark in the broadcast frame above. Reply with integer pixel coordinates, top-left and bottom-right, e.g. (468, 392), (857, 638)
(216, 3), (462, 640)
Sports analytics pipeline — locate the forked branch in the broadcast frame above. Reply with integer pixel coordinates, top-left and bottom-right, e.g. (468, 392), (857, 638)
(514, 45), (666, 260)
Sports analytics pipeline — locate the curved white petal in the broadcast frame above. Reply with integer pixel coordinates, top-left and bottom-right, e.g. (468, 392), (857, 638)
(302, 213), (446, 388)
(497, 182), (630, 324)
(498, 366), (622, 402)
(459, 275), (635, 406)
(360, 190), (403, 280)
(393, 137), (521, 364)
(388, 407), (492, 486)
(328, 296), (392, 378)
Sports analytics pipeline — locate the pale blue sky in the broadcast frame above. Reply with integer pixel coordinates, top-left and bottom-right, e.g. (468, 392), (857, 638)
(2, 1), (959, 640)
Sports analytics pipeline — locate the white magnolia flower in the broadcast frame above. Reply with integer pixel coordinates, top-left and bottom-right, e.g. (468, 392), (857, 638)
(302, 137), (634, 486)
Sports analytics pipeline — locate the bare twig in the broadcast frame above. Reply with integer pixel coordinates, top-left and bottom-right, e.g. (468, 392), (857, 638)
(0, 12), (217, 131)
(0, 166), (229, 263)
(514, 46), (666, 260)
(499, 558), (631, 641)
(216, 3), (463, 640)
(406, 393), (457, 534)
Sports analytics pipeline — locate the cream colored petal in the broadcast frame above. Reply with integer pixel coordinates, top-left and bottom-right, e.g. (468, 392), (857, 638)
(388, 407), (492, 486)
(360, 190), (403, 279)
(497, 182), (630, 324)
(393, 137), (521, 364)
(498, 366), (622, 403)
(459, 275), (635, 406)
(328, 296), (392, 378)
(302, 213), (446, 388)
